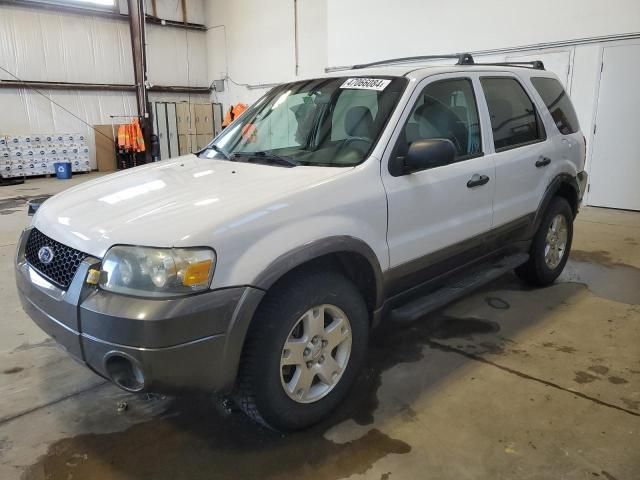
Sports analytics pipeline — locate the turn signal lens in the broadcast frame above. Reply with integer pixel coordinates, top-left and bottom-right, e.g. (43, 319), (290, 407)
(183, 260), (214, 287)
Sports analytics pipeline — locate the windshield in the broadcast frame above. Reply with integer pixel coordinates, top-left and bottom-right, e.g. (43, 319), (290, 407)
(201, 76), (407, 167)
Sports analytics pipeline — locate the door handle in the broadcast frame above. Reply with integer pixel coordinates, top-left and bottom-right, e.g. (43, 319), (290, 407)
(467, 174), (490, 188)
(536, 156), (551, 168)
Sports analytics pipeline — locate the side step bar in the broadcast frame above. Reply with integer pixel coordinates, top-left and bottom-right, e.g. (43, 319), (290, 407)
(389, 253), (529, 324)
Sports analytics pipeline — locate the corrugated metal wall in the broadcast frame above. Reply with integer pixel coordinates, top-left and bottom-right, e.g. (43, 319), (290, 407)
(0, 1), (208, 168)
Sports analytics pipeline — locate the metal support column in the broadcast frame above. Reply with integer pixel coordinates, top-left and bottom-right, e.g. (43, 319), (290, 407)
(127, 0), (152, 162)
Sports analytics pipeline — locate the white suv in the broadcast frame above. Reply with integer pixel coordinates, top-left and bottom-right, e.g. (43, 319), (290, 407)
(16, 54), (587, 431)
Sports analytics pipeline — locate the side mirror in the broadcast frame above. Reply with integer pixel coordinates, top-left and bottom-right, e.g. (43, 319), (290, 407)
(403, 139), (456, 174)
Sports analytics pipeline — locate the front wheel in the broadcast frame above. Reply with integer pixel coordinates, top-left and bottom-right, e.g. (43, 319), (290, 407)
(516, 196), (574, 286)
(235, 270), (369, 431)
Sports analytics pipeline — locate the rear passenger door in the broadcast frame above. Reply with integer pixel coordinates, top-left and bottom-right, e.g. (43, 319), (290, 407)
(480, 75), (554, 230)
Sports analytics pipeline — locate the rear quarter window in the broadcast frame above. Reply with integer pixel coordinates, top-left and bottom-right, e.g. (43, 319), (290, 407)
(531, 77), (580, 135)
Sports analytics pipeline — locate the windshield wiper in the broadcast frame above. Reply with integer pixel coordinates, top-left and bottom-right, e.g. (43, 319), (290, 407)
(206, 144), (230, 160)
(231, 151), (299, 168)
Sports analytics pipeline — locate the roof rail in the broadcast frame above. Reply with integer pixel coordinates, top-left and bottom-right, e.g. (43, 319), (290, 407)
(471, 60), (545, 70)
(350, 54), (545, 71)
(352, 52), (474, 69)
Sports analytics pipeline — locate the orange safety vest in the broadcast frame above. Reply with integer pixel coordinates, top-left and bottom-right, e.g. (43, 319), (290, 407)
(222, 103), (248, 128)
(132, 118), (145, 152)
(117, 119), (146, 152)
(117, 124), (127, 149)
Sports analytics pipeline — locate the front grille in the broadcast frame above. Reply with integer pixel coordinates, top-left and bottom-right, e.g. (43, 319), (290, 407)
(24, 228), (89, 289)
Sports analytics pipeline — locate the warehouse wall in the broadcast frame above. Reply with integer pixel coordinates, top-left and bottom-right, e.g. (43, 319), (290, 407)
(326, 0), (640, 67)
(0, 1), (208, 168)
(205, 0), (327, 106)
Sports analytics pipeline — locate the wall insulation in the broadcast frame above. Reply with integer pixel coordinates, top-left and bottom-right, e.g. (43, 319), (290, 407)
(0, 2), (208, 169)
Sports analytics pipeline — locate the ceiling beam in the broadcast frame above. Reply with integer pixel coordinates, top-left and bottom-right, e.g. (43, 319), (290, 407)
(0, 79), (212, 94)
(0, 0), (206, 31)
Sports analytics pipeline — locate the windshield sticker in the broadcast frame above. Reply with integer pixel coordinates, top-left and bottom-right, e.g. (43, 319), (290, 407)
(340, 78), (391, 91)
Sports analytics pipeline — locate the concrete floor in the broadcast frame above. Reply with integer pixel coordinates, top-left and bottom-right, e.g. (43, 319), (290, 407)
(0, 173), (638, 480)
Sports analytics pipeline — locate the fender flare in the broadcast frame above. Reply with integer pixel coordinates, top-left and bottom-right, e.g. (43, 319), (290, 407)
(252, 235), (385, 309)
(531, 173), (580, 236)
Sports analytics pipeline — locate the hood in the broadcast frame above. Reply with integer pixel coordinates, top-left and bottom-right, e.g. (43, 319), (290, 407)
(33, 155), (349, 257)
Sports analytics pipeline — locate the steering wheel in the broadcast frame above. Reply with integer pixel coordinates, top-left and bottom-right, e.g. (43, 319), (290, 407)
(341, 136), (371, 152)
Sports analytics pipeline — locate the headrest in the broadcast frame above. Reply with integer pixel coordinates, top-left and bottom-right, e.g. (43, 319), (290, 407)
(486, 97), (512, 125)
(345, 106), (374, 138)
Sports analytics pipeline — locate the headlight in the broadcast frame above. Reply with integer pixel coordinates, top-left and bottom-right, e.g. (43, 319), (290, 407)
(99, 246), (216, 297)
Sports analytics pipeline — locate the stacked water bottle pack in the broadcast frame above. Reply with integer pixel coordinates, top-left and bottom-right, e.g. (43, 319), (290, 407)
(0, 134), (91, 179)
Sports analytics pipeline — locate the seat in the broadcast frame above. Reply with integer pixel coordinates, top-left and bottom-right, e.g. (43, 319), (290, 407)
(414, 98), (468, 154)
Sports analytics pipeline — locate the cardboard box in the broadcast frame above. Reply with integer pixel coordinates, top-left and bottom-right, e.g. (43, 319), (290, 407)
(178, 134), (196, 155)
(8, 163), (25, 177)
(24, 161), (39, 175)
(196, 134), (211, 150)
(176, 103), (196, 135)
(30, 135), (44, 147)
(1, 163), (11, 178)
(195, 104), (214, 135)
(10, 149), (25, 162)
(93, 125), (116, 172)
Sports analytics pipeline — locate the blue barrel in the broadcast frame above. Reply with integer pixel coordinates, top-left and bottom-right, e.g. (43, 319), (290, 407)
(54, 162), (72, 180)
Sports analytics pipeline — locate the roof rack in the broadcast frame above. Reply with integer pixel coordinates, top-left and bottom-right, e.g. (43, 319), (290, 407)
(352, 53), (474, 69)
(472, 60), (545, 70)
(351, 53), (545, 71)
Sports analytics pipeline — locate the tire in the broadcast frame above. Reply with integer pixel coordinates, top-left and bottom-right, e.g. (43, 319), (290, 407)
(516, 196), (573, 286)
(235, 269), (369, 431)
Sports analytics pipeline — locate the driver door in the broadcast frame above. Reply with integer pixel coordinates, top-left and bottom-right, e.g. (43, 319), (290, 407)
(381, 74), (495, 294)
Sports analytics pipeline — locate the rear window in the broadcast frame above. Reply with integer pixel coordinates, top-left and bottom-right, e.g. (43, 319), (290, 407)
(531, 77), (580, 135)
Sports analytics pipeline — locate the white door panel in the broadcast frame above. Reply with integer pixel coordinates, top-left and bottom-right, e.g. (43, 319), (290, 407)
(155, 102), (170, 161)
(385, 156), (494, 266)
(166, 103), (179, 158)
(480, 75), (557, 227)
(589, 44), (640, 211)
(492, 141), (555, 226)
(382, 73), (494, 269)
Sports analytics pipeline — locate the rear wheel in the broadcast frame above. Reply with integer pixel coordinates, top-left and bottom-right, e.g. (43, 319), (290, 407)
(516, 196), (573, 286)
(235, 269), (369, 431)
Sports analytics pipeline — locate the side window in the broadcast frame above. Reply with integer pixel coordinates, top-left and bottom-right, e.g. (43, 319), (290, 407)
(394, 78), (482, 161)
(531, 77), (580, 135)
(480, 77), (545, 151)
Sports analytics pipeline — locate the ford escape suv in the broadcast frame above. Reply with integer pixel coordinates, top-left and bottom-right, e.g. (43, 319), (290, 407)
(16, 54), (588, 431)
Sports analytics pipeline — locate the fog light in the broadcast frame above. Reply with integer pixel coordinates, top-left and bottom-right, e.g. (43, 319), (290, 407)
(104, 352), (145, 392)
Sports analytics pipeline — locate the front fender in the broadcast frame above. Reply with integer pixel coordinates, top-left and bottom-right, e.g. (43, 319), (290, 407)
(253, 234), (385, 307)
(225, 214), (387, 303)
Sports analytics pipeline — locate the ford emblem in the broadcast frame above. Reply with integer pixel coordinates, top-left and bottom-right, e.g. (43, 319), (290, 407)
(38, 246), (54, 265)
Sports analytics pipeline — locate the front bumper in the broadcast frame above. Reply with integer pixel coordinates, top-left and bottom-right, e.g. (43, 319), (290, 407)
(15, 228), (264, 394)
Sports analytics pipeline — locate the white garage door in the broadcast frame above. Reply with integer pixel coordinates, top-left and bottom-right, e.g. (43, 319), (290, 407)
(588, 44), (640, 211)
